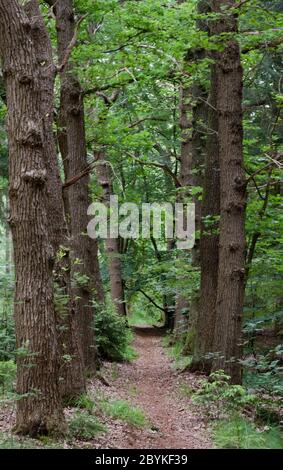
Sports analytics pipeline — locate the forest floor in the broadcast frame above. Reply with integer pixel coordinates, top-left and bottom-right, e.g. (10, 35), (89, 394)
(0, 326), (212, 448)
(88, 326), (212, 449)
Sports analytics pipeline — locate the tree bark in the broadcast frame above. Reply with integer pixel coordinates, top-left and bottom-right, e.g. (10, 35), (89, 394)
(174, 86), (193, 337)
(25, 0), (86, 400)
(212, 0), (246, 384)
(174, 4), (207, 340)
(51, 0), (104, 371)
(95, 153), (127, 317)
(0, 0), (65, 436)
(190, 62), (220, 373)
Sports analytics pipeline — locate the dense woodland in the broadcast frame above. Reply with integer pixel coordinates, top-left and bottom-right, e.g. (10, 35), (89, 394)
(0, 0), (282, 450)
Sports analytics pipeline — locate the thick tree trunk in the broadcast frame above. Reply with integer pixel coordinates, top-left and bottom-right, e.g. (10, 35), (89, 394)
(190, 60), (220, 372)
(25, 0), (86, 400)
(95, 154), (127, 316)
(0, 0), (65, 436)
(52, 0), (104, 371)
(212, 0), (246, 384)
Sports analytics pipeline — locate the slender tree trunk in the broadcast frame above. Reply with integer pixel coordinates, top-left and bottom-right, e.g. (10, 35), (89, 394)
(174, 19), (206, 341)
(95, 153), (127, 316)
(51, 0), (104, 371)
(25, 0), (86, 400)
(174, 86), (193, 337)
(0, 0), (65, 436)
(212, 0), (246, 384)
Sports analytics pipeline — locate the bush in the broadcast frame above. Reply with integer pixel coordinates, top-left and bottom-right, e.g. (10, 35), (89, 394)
(69, 412), (106, 440)
(94, 301), (136, 362)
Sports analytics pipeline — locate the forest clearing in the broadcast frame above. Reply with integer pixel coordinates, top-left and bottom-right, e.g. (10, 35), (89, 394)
(0, 0), (282, 456)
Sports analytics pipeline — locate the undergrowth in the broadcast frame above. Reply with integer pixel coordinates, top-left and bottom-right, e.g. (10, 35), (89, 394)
(163, 335), (191, 370)
(191, 370), (283, 449)
(213, 416), (283, 449)
(69, 412), (106, 440)
(98, 396), (147, 428)
(94, 300), (137, 362)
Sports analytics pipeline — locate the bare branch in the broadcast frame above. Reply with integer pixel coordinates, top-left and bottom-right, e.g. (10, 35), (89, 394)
(127, 117), (167, 129)
(138, 289), (165, 312)
(83, 78), (135, 96)
(245, 153), (283, 184)
(57, 15), (103, 74)
(95, 89), (120, 106)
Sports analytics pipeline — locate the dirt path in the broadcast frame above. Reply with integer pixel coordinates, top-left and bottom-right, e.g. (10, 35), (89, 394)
(91, 326), (211, 449)
(0, 326), (211, 448)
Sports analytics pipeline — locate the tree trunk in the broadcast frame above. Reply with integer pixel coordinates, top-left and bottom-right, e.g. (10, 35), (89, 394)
(0, 0), (65, 436)
(190, 61), (220, 373)
(51, 0), (104, 371)
(174, 86), (193, 337)
(95, 153), (127, 316)
(174, 9), (207, 340)
(212, 0), (246, 384)
(25, 0), (86, 400)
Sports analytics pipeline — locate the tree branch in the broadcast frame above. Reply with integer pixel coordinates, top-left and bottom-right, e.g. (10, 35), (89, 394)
(83, 78), (135, 96)
(127, 117), (167, 129)
(242, 34), (283, 54)
(138, 289), (165, 312)
(126, 152), (182, 188)
(57, 15), (103, 74)
(245, 153), (282, 184)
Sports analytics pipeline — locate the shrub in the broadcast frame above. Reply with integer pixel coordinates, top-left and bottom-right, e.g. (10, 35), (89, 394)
(192, 370), (258, 419)
(94, 301), (136, 362)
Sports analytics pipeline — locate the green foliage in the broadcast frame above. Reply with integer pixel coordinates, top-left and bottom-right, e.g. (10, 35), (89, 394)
(242, 345), (283, 396)
(213, 416), (283, 449)
(94, 301), (137, 362)
(128, 303), (162, 326)
(163, 334), (191, 370)
(0, 360), (16, 395)
(178, 383), (194, 398)
(72, 272), (90, 289)
(193, 371), (258, 419)
(0, 317), (15, 362)
(0, 433), (39, 449)
(69, 412), (106, 440)
(0, 273), (15, 361)
(71, 394), (95, 413)
(100, 398), (147, 428)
